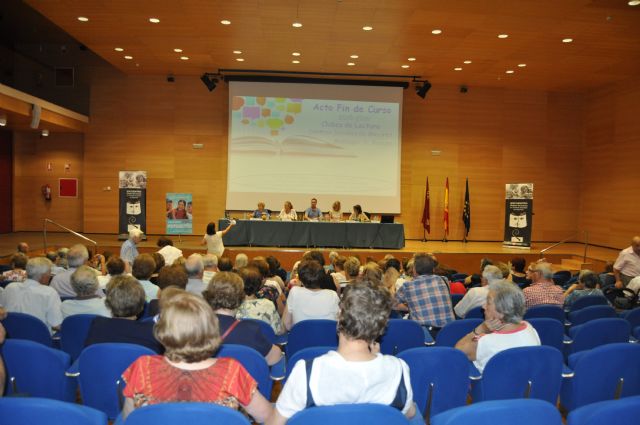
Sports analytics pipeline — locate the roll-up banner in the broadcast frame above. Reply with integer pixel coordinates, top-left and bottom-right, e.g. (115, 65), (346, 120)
(118, 171), (147, 240)
(503, 183), (533, 249)
(166, 193), (193, 235)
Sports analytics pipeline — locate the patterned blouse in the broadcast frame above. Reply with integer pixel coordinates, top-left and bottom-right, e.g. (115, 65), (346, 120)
(236, 298), (285, 335)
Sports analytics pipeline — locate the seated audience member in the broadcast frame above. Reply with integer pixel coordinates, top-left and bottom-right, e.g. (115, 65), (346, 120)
(156, 237), (182, 267)
(185, 254), (207, 296)
(218, 256), (233, 272)
(1, 253), (28, 283)
(361, 263), (383, 286)
(348, 204), (370, 222)
(283, 261), (340, 330)
(235, 253), (249, 270)
(331, 256), (349, 289)
(120, 292), (273, 422)
(523, 262), (564, 308)
(395, 253), (455, 335)
(88, 252), (107, 276)
(0, 315), (5, 395)
(98, 256), (126, 289)
(273, 281), (421, 425)
(132, 254), (160, 302)
(510, 257), (529, 286)
(464, 257), (493, 288)
(202, 272), (283, 365)
(455, 281), (540, 373)
(564, 270), (606, 307)
(328, 201), (343, 222)
(84, 275), (162, 353)
(278, 201), (297, 221)
(599, 261), (616, 290)
(147, 265), (189, 317)
(396, 258), (413, 291)
(266, 255), (288, 283)
(51, 244), (101, 298)
(383, 258), (401, 296)
(303, 250), (339, 291)
(149, 253), (165, 284)
(0, 257), (62, 332)
(16, 242), (29, 255)
(236, 267), (285, 335)
(45, 250), (59, 270)
(454, 265), (503, 318)
(495, 262), (511, 280)
(202, 254), (218, 284)
(51, 248), (69, 275)
(327, 251), (339, 273)
(252, 201), (270, 219)
(121, 228), (144, 272)
(343, 256), (361, 287)
(61, 266), (111, 318)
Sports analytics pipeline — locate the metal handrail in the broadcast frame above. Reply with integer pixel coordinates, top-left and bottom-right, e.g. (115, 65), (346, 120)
(43, 218), (98, 255)
(539, 230), (589, 262)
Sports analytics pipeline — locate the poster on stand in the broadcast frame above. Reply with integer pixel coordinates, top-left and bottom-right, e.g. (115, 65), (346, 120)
(503, 183), (533, 249)
(118, 171), (147, 239)
(166, 193), (193, 235)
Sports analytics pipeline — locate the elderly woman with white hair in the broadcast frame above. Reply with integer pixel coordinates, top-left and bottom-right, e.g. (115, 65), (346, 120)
(61, 266), (111, 318)
(121, 228), (144, 271)
(455, 280), (540, 373)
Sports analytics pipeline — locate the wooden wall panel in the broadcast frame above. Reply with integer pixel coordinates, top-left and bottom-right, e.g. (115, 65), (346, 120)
(12, 132), (84, 231)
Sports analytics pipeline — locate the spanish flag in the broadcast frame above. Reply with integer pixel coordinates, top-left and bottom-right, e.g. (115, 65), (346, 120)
(421, 177), (430, 233)
(444, 177), (450, 235)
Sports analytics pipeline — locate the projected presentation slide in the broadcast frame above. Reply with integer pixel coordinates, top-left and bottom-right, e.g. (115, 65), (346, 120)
(227, 81), (402, 214)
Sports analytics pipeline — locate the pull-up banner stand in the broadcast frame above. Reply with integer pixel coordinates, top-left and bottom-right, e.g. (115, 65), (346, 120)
(118, 171), (147, 240)
(503, 183), (533, 249)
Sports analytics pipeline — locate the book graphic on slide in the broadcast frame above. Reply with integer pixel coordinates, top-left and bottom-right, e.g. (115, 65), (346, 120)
(231, 135), (356, 158)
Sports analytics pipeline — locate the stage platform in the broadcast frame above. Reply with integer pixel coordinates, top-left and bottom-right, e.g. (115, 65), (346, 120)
(0, 231), (620, 273)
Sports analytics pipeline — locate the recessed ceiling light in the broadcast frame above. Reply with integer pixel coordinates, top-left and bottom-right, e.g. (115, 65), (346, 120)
(292, 60), (300, 64)
(292, 52), (301, 56)
(347, 62), (355, 66)
(149, 18), (160, 23)
(180, 56), (189, 60)
(233, 50), (242, 54)
(114, 47), (124, 52)
(454, 67), (462, 71)
(292, 22), (303, 28)
(401, 65), (410, 68)
(408, 57), (416, 61)
(431, 29), (442, 35)
(498, 34), (509, 39)
(562, 38), (573, 43)
(221, 20), (231, 25)
(628, 0), (640, 6)
(124, 55), (133, 60)
(463, 60), (472, 64)
(173, 48), (183, 53)
(77, 16), (89, 22)
(518, 63), (527, 67)
(350, 54), (359, 59)
(362, 26), (373, 31)
(506, 70), (515, 74)
(236, 58), (245, 62)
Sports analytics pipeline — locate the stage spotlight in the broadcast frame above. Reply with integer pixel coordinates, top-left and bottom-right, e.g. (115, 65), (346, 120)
(200, 73), (218, 92)
(416, 80), (432, 99)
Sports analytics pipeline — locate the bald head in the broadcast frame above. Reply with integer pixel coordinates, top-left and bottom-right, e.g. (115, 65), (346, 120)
(632, 236), (640, 255)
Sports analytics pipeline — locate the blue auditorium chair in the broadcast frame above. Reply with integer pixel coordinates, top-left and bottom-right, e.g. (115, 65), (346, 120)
(0, 397), (107, 425)
(528, 318), (566, 352)
(288, 404), (410, 425)
(435, 319), (482, 347)
(1, 312), (53, 346)
(398, 347), (469, 419)
(567, 394), (640, 425)
(523, 305), (565, 322)
(285, 346), (336, 382)
(431, 399), (562, 425)
(450, 294), (464, 308)
(552, 271), (572, 286)
(567, 305), (616, 327)
(60, 314), (98, 361)
(450, 273), (468, 282)
(380, 319), (431, 355)
(217, 344), (272, 399)
(286, 319), (338, 358)
(122, 402), (250, 425)
(566, 318), (630, 356)
(620, 307), (640, 330)
(464, 306), (484, 319)
(241, 318), (287, 345)
(568, 295), (609, 312)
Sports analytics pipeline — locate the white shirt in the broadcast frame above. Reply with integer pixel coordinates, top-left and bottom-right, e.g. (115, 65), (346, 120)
(186, 278), (207, 296)
(276, 350), (413, 418)
(203, 232), (225, 257)
(286, 286), (339, 325)
(0, 279), (63, 331)
(138, 280), (160, 302)
(50, 268), (78, 298)
(627, 276), (640, 295)
(157, 245), (183, 266)
(203, 270), (216, 285)
(614, 246), (640, 277)
(278, 209), (297, 221)
(61, 298), (112, 319)
(474, 321), (540, 373)
(454, 286), (489, 318)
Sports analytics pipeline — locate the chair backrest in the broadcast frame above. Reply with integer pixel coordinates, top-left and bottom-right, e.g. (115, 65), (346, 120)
(465, 306), (484, 319)
(568, 304), (616, 326)
(379, 319), (425, 355)
(552, 271), (572, 286)
(450, 273), (468, 282)
(0, 397), (107, 425)
(60, 314), (99, 361)
(569, 295), (609, 312)
(123, 402), (251, 425)
(1, 339), (75, 401)
(567, 394), (640, 425)
(450, 294), (464, 308)
(622, 307), (640, 330)
(241, 318), (277, 344)
(217, 344), (272, 399)
(527, 318), (565, 351)
(435, 319), (483, 347)
(523, 305), (565, 322)
(1, 312), (52, 347)
(288, 404), (410, 425)
(285, 346), (336, 381)
(77, 342), (156, 419)
(286, 320), (338, 358)
(398, 347), (470, 418)
(431, 399), (562, 425)
(561, 343), (640, 411)
(567, 318), (630, 355)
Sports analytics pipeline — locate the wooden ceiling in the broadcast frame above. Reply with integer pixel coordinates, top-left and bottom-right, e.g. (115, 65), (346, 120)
(23, 0), (640, 92)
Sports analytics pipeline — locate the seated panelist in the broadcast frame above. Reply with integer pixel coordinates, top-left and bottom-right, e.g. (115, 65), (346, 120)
(251, 202), (270, 219)
(278, 201), (297, 221)
(304, 198), (322, 221)
(349, 204), (370, 222)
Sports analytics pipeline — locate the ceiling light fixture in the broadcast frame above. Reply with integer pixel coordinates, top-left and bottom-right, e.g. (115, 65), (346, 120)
(149, 18), (160, 23)
(200, 73), (218, 92)
(463, 60), (472, 64)
(0, 113), (6, 126)
(292, 52), (301, 56)
(124, 55), (133, 60)
(292, 22), (303, 28)
(347, 62), (355, 66)
(408, 57), (416, 61)
(236, 58), (245, 62)
(114, 47), (124, 52)
(506, 70), (515, 74)
(41, 129), (49, 137)
(220, 20), (231, 25)
(562, 38), (573, 43)
(180, 56), (189, 60)
(416, 81), (432, 99)
(77, 16), (89, 22)
(362, 26), (373, 31)
(174, 48), (183, 53)
(401, 65), (410, 68)
(233, 50), (242, 54)
(454, 67), (462, 71)
(498, 34), (509, 39)
(518, 63), (527, 67)
(350, 54), (359, 59)
(292, 60), (300, 64)
(432, 29), (442, 35)
(628, 0), (640, 6)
